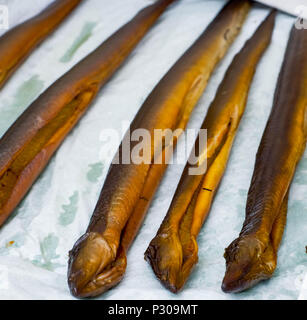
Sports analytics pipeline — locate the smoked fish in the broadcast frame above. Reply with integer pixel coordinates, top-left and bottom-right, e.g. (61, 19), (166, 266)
(68, 0), (251, 298)
(0, 0), (83, 88)
(222, 25), (307, 293)
(145, 11), (276, 293)
(0, 0), (177, 226)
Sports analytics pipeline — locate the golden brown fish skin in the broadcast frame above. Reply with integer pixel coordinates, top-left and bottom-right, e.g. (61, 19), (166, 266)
(0, 0), (177, 227)
(0, 0), (83, 88)
(145, 10), (276, 293)
(222, 25), (307, 294)
(68, 0), (251, 298)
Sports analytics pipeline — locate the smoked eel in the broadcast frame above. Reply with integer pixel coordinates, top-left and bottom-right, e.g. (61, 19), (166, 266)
(68, 0), (251, 298)
(145, 10), (276, 293)
(222, 25), (307, 293)
(0, 0), (83, 89)
(0, 0), (177, 226)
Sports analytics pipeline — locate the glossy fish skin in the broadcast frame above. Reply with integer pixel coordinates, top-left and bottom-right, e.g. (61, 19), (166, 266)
(145, 11), (276, 293)
(0, 0), (83, 88)
(68, 0), (251, 298)
(222, 25), (307, 293)
(0, 0), (177, 227)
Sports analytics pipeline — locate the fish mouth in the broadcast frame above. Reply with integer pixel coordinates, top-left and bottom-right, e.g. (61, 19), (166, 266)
(222, 236), (276, 293)
(68, 232), (127, 298)
(221, 262), (271, 294)
(144, 230), (198, 293)
(222, 261), (257, 293)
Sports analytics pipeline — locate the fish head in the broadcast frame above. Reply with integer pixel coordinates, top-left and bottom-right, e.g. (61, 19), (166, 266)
(68, 232), (126, 298)
(222, 235), (276, 293)
(145, 229), (198, 293)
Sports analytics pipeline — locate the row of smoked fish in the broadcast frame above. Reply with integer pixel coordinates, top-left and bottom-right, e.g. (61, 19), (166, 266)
(0, 0), (306, 298)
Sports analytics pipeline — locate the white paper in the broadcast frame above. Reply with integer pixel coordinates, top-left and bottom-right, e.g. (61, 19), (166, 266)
(0, 0), (306, 300)
(255, 0), (307, 19)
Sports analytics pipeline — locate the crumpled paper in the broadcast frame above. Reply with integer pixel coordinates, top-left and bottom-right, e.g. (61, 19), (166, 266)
(0, 0), (306, 300)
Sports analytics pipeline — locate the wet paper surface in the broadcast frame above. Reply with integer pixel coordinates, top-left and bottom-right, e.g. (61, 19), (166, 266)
(0, 0), (306, 300)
